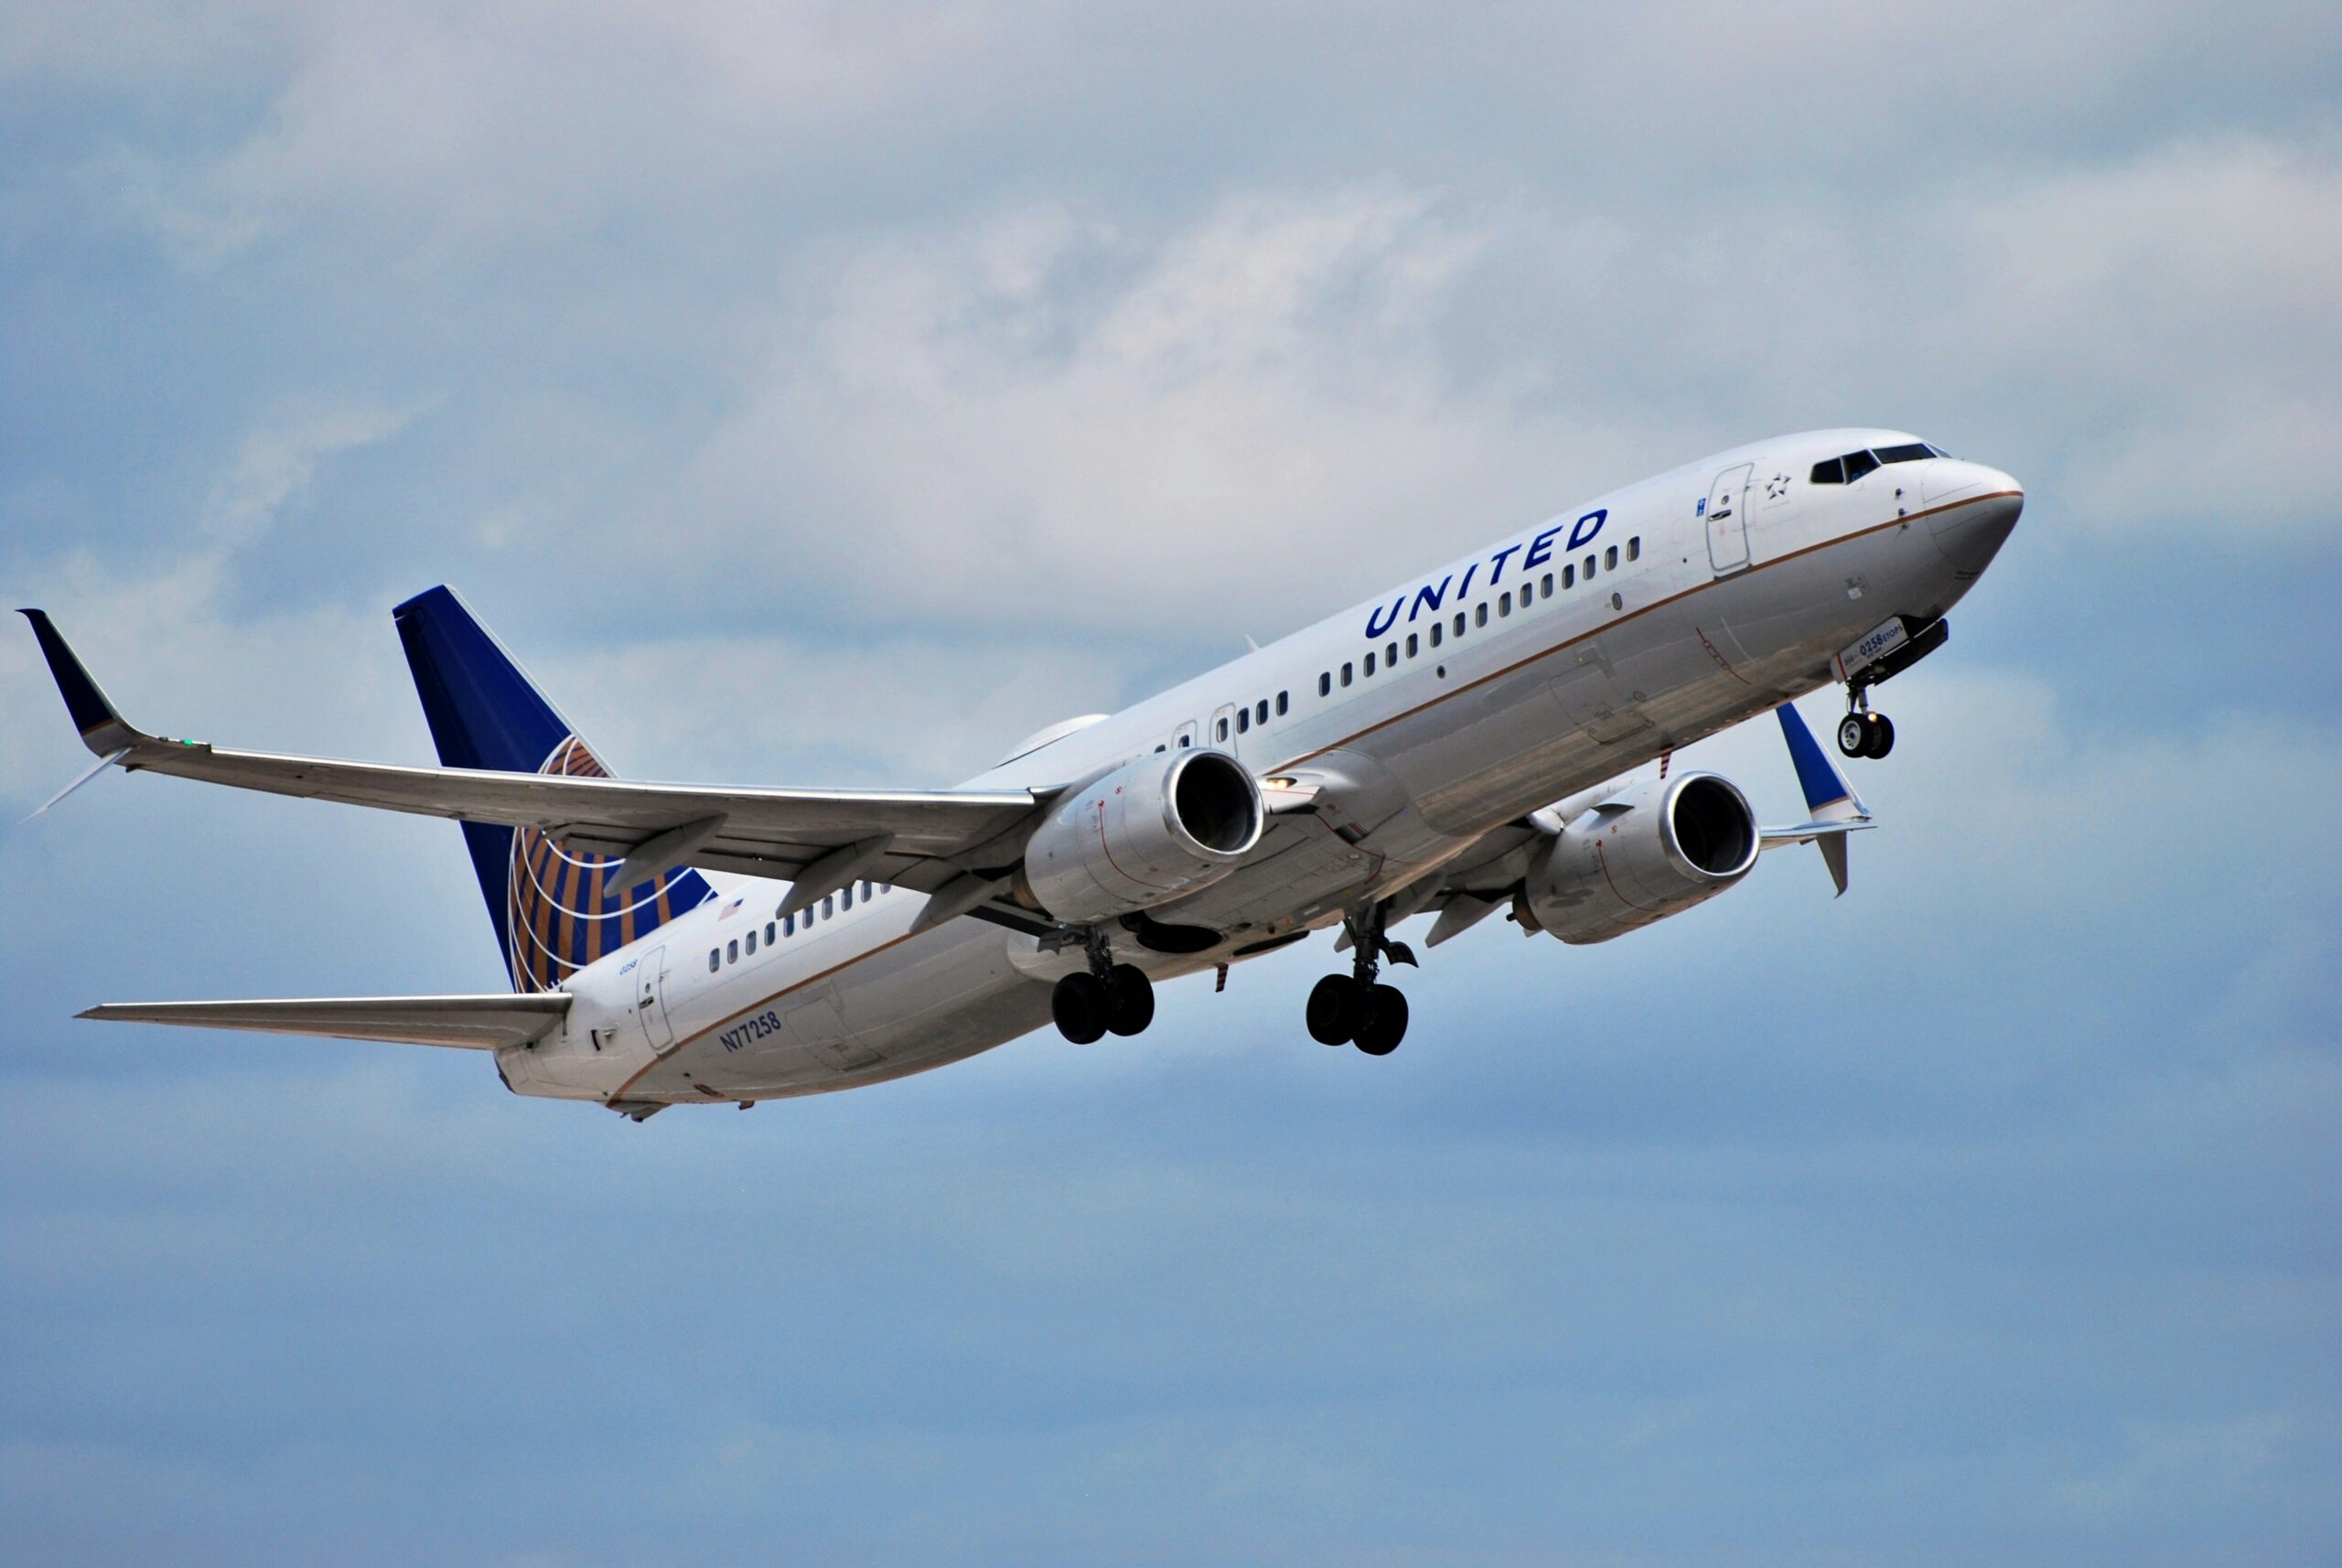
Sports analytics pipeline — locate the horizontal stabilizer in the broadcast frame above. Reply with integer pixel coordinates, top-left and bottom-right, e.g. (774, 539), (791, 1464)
(78, 993), (571, 1050)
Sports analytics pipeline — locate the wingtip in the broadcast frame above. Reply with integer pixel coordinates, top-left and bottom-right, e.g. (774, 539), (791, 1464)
(18, 608), (142, 754)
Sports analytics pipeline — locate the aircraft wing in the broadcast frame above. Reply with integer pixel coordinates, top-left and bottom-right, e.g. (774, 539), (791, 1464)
(20, 609), (1044, 896)
(79, 993), (569, 1050)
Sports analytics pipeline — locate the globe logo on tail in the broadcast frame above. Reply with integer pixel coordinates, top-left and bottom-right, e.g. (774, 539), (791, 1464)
(504, 736), (713, 993)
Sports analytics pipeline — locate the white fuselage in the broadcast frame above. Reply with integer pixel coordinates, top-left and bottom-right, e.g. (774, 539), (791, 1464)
(500, 429), (2022, 1109)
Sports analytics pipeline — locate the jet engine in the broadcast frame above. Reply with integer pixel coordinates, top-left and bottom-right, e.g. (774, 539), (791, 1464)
(1018, 749), (1265, 923)
(1520, 772), (1759, 945)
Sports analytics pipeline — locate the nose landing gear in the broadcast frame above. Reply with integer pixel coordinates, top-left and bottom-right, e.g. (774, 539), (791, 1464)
(1305, 903), (1413, 1055)
(1837, 671), (1896, 760)
(1836, 708), (1895, 759)
(1051, 927), (1155, 1043)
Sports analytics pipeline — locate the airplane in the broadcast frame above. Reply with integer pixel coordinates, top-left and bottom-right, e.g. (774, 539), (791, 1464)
(22, 428), (2021, 1119)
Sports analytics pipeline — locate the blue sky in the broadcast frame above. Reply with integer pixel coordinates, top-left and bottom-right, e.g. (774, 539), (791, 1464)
(3, 5), (2337, 1564)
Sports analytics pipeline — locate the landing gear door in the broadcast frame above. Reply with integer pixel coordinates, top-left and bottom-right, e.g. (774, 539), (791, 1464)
(1704, 463), (1754, 575)
(633, 944), (676, 1054)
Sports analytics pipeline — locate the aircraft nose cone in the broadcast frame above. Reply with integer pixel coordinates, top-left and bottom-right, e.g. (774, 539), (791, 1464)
(1926, 469), (2023, 576)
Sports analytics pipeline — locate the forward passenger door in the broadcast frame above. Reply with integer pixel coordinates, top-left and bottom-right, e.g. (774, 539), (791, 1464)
(1705, 463), (1754, 575)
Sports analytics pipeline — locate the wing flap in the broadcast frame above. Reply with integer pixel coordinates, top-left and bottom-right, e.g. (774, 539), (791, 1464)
(78, 993), (572, 1050)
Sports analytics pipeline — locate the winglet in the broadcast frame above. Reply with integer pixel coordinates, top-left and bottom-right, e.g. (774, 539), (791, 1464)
(1777, 700), (1865, 820)
(18, 609), (145, 756)
(1774, 702), (1871, 897)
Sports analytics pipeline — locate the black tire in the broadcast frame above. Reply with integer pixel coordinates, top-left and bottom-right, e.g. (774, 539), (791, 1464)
(1837, 714), (1868, 757)
(1864, 713), (1896, 758)
(1052, 972), (1108, 1045)
(1306, 974), (1359, 1045)
(1103, 963), (1155, 1036)
(1353, 984), (1408, 1056)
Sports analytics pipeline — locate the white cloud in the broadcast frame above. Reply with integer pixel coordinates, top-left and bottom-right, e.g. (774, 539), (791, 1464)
(200, 400), (424, 545)
(669, 193), (1652, 638)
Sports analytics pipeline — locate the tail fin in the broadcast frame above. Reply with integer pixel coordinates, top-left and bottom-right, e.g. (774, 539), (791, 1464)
(392, 586), (713, 993)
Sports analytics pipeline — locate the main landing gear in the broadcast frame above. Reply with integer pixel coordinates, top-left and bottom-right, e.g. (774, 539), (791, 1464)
(1837, 681), (1896, 760)
(1051, 927), (1155, 1044)
(1306, 904), (1414, 1056)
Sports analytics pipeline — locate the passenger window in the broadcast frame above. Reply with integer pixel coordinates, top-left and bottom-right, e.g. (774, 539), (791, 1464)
(1476, 603), (1488, 627)
(746, 929), (757, 954)
(1584, 554), (1596, 578)
(783, 913), (795, 937)
(1341, 661), (1354, 686)
(1275, 692), (1288, 715)
(1453, 612), (1465, 636)
(1318, 672), (1331, 696)
(1499, 591), (1511, 617)
(1178, 733), (1192, 747)
(1405, 633), (1418, 658)
(1365, 652), (1377, 676)
(1216, 716), (1230, 740)
(841, 885), (854, 910)
(1256, 699), (1269, 725)
(1563, 564), (1574, 588)
(861, 880), (873, 899)
(1842, 449), (1879, 481)
(822, 895), (833, 918)
(1542, 573), (1554, 596)
(1429, 622), (1444, 648)
(1810, 456), (1844, 485)
(726, 940), (738, 964)
(766, 921), (777, 945)
(1386, 641), (1398, 667)
(1606, 545), (1618, 570)
(1236, 708), (1250, 734)
(709, 950), (720, 972)
(1628, 536), (1640, 561)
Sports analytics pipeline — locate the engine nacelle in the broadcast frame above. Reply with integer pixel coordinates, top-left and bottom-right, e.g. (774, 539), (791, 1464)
(1018, 749), (1265, 923)
(1520, 771), (1759, 945)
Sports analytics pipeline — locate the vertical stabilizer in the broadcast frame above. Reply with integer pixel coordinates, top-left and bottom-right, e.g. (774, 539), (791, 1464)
(392, 586), (713, 991)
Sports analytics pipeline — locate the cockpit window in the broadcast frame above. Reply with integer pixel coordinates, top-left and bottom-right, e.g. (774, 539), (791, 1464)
(1814, 442), (1943, 484)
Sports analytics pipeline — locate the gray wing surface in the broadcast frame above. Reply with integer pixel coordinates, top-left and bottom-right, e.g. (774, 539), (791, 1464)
(19, 607), (1045, 892)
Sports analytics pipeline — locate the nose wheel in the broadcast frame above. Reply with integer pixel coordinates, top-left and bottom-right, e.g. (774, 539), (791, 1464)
(1836, 710), (1895, 759)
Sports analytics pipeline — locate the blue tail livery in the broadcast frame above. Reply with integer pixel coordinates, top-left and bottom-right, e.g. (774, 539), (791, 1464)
(392, 586), (714, 992)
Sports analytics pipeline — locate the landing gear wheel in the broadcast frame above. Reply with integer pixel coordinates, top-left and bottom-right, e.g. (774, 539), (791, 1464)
(1306, 974), (1360, 1045)
(1102, 964), (1155, 1036)
(1863, 713), (1896, 758)
(1837, 713), (1869, 757)
(1051, 972), (1108, 1045)
(1353, 984), (1409, 1056)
